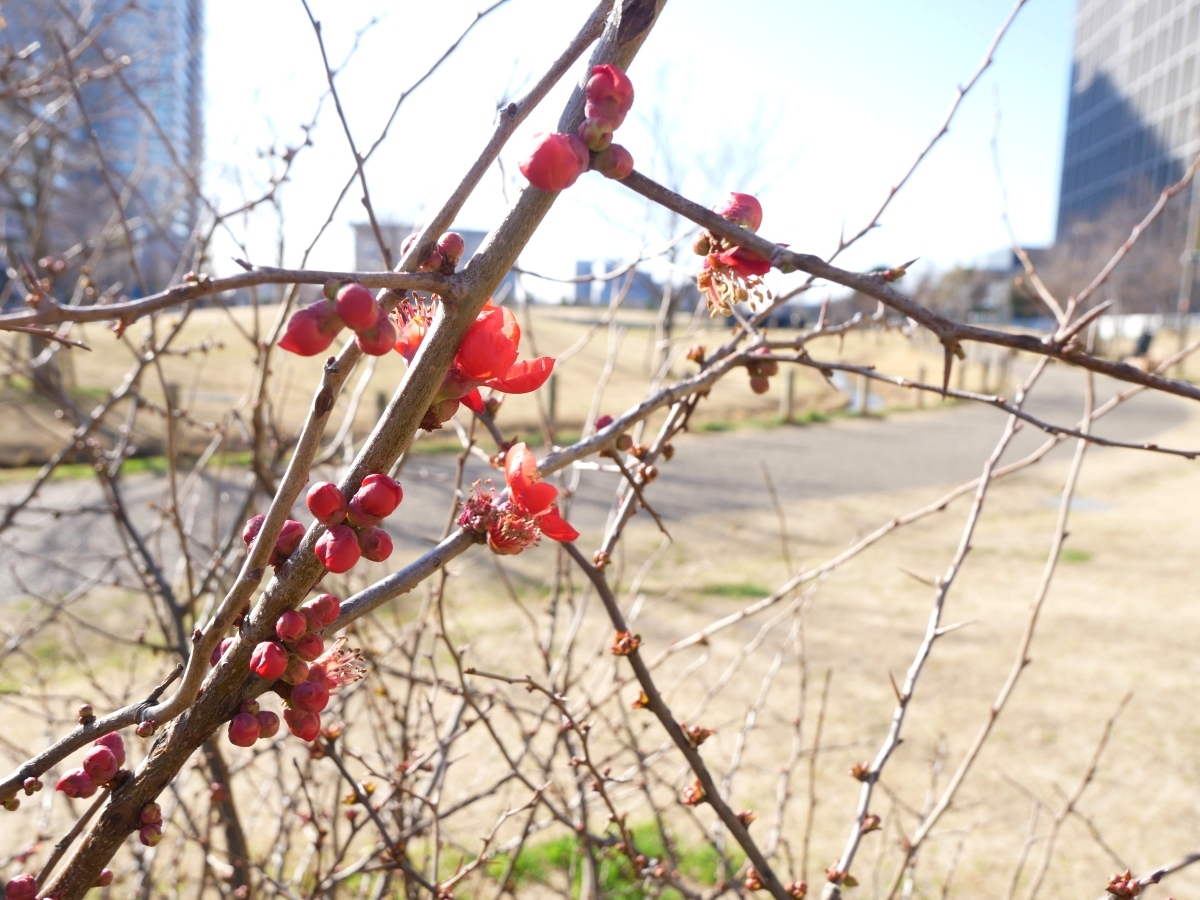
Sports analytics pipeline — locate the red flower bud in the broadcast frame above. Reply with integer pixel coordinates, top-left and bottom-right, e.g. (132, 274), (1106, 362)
(749, 375), (770, 394)
(354, 306), (398, 357)
(315, 525), (361, 573)
(96, 869), (114, 888)
(228, 712), (260, 747)
(300, 593), (340, 631)
(519, 132), (590, 192)
(354, 473), (403, 518)
(257, 710), (280, 739)
(5, 874), (38, 900)
(140, 802), (162, 825)
(345, 496), (381, 528)
(278, 301), (344, 357)
(276, 610), (307, 642)
(82, 746), (118, 784)
(334, 283), (380, 332)
(578, 116), (614, 152)
(306, 482), (347, 526)
(294, 632), (324, 662)
(712, 192), (763, 232)
(93, 732), (126, 767)
(290, 680), (330, 714)
(242, 514), (266, 546)
(358, 526), (393, 562)
(55, 768), (96, 799)
(273, 520), (306, 566)
(584, 64), (634, 129)
(593, 144), (633, 180)
(249, 641), (288, 679)
(437, 232), (466, 268)
(139, 824), (163, 847)
(281, 656), (310, 685)
(284, 708), (322, 742)
(595, 414), (614, 429)
(210, 636), (233, 667)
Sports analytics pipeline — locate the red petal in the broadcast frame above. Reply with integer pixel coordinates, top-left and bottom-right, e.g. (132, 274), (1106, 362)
(504, 442), (539, 496)
(460, 389), (485, 414)
(488, 357), (555, 394)
(518, 481), (558, 516)
(538, 510), (579, 543)
(718, 247), (772, 278)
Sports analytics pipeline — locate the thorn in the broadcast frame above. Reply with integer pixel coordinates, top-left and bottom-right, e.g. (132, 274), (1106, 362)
(941, 344), (953, 396)
(233, 257), (253, 271)
(898, 567), (937, 588)
(888, 670), (906, 703)
(934, 620), (975, 637)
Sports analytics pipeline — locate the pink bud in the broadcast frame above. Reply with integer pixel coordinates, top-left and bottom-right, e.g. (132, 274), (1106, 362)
(55, 768), (96, 799)
(584, 65), (634, 128)
(280, 656), (310, 686)
(577, 116), (614, 152)
(593, 144), (633, 180)
(22, 777), (41, 794)
(334, 283), (380, 333)
(354, 474), (403, 518)
(354, 306), (398, 357)
(293, 633), (324, 662)
(93, 732), (126, 767)
(82, 746), (118, 784)
(275, 610), (308, 643)
(135, 719), (156, 738)
(290, 680), (330, 714)
(278, 301), (344, 357)
(284, 708), (322, 742)
(306, 482), (347, 526)
(139, 823), (163, 847)
(273, 520), (306, 566)
(315, 525), (361, 573)
(595, 414), (614, 429)
(5, 874), (38, 900)
(437, 232), (466, 268)
(519, 132), (590, 192)
(257, 710), (281, 739)
(358, 526), (393, 563)
(345, 496), (381, 529)
(228, 712), (260, 747)
(749, 375), (770, 395)
(140, 802), (163, 825)
(249, 641), (288, 680)
(241, 514), (266, 546)
(96, 869), (114, 888)
(210, 637), (233, 667)
(300, 594), (341, 631)
(712, 192), (763, 233)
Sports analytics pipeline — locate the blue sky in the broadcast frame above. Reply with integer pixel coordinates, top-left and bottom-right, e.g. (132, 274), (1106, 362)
(205, 0), (1076, 297)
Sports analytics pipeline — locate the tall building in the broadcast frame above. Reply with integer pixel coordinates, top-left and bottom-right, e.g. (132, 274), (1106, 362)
(1058, 0), (1200, 233)
(0, 0), (204, 294)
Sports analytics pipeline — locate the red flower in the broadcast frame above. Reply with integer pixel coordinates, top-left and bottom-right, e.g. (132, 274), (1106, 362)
(594, 144), (634, 180)
(712, 192), (763, 232)
(504, 443), (579, 543)
(397, 299), (555, 428)
(353, 473), (403, 518)
(315, 524), (361, 573)
(306, 482), (347, 526)
(585, 65), (634, 129)
(250, 641), (288, 679)
(519, 132), (590, 191)
(306, 637), (366, 692)
(279, 301), (344, 356)
(717, 246), (772, 278)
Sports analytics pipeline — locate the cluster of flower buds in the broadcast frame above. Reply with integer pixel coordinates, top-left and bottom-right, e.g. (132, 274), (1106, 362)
(307, 473), (402, 573)
(139, 801), (164, 846)
(681, 778), (706, 806)
(745, 346), (780, 394)
(694, 192), (776, 317)
(242, 514), (305, 568)
(227, 698), (281, 748)
(54, 731), (126, 802)
(824, 866), (858, 888)
(457, 442), (577, 554)
(400, 231), (466, 276)
(1105, 870), (1142, 898)
(518, 65), (635, 191)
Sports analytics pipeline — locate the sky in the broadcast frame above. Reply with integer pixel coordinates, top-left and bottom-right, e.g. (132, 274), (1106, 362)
(203, 0), (1077, 300)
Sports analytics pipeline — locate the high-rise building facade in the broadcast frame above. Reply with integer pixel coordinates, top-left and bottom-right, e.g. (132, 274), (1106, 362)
(1058, 0), (1200, 234)
(1, 0), (204, 293)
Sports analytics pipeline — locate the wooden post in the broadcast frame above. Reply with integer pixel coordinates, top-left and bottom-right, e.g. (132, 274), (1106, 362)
(780, 368), (795, 422)
(855, 373), (869, 416)
(916, 364), (926, 408)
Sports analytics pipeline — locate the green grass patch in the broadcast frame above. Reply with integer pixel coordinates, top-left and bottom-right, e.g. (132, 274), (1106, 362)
(699, 420), (736, 433)
(1060, 548), (1092, 563)
(701, 582), (770, 599)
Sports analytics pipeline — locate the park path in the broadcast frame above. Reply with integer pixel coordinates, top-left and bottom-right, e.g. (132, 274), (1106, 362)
(0, 362), (1190, 600)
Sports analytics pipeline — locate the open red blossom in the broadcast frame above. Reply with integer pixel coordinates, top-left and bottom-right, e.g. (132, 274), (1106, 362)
(279, 301), (344, 356)
(504, 443), (579, 543)
(519, 132), (590, 191)
(306, 637), (366, 692)
(717, 246), (772, 278)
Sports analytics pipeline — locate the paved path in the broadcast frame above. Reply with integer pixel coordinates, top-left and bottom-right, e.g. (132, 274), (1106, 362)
(0, 363), (1191, 600)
